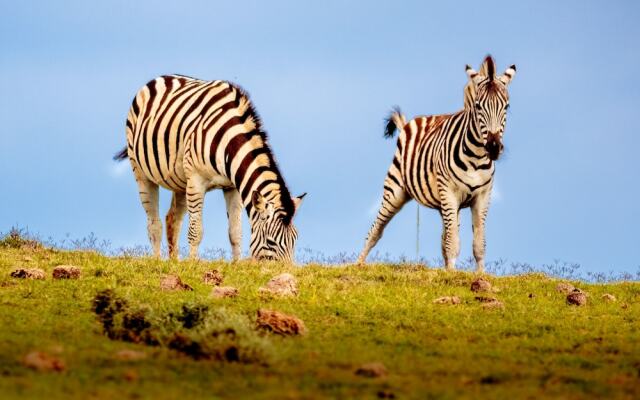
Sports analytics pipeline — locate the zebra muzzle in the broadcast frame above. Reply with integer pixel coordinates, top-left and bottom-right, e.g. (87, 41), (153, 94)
(485, 132), (503, 161)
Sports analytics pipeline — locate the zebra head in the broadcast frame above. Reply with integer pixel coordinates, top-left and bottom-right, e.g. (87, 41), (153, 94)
(249, 191), (306, 262)
(465, 56), (516, 161)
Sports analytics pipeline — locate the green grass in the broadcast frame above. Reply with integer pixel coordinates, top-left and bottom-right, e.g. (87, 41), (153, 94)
(1, 245), (639, 399)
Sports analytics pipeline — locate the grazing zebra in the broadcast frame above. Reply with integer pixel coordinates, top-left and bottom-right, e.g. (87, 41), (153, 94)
(358, 56), (516, 271)
(114, 75), (305, 262)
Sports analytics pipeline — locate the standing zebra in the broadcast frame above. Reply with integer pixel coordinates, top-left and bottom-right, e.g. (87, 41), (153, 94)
(115, 75), (305, 262)
(358, 56), (516, 271)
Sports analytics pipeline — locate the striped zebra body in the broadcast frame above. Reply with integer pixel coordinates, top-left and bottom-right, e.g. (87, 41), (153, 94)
(117, 75), (304, 261)
(358, 56), (516, 271)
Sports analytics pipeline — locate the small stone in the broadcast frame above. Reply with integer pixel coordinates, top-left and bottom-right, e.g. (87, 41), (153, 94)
(202, 270), (223, 286)
(470, 278), (492, 292)
(22, 256), (34, 262)
(22, 351), (65, 372)
(433, 296), (461, 305)
(602, 293), (616, 302)
(52, 265), (81, 279)
(567, 291), (587, 306)
(114, 350), (147, 361)
(258, 273), (298, 297)
(256, 309), (306, 336)
(212, 286), (238, 299)
(556, 282), (576, 294)
(160, 274), (192, 291)
(355, 362), (388, 378)
(10, 268), (45, 280)
(528, 293), (535, 299)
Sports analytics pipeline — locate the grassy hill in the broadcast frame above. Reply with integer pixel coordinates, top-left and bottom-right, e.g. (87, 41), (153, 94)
(1, 238), (639, 399)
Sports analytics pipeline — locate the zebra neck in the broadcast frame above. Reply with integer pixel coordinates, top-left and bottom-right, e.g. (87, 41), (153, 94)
(239, 162), (295, 224)
(459, 111), (492, 169)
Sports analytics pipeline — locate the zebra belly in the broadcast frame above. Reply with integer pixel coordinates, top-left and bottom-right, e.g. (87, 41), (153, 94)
(129, 132), (188, 193)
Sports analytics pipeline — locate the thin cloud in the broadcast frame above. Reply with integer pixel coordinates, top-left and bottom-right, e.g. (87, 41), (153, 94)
(108, 161), (130, 179)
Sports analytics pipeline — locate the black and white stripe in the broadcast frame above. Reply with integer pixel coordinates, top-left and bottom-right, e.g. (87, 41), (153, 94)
(115, 75), (305, 261)
(358, 56), (516, 271)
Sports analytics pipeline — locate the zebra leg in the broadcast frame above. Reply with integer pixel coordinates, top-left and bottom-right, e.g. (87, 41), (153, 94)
(471, 190), (491, 272)
(223, 188), (243, 261)
(186, 176), (207, 259)
(357, 181), (409, 264)
(166, 191), (187, 259)
(132, 166), (162, 258)
(439, 193), (461, 270)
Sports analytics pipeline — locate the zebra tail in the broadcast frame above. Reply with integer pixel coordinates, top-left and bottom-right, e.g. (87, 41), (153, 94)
(113, 146), (128, 161)
(383, 106), (406, 139)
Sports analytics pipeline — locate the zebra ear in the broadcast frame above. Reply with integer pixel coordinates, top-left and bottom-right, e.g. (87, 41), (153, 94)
(293, 193), (306, 215)
(465, 65), (483, 86)
(499, 64), (517, 85)
(251, 191), (267, 213)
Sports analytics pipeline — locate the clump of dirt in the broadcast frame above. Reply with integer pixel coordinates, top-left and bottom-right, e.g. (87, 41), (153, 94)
(203, 270), (223, 286)
(355, 362), (388, 378)
(22, 351), (65, 372)
(52, 265), (81, 279)
(256, 309), (306, 336)
(433, 296), (461, 305)
(556, 282), (576, 294)
(470, 278), (492, 292)
(212, 286), (239, 299)
(160, 274), (192, 291)
(567, 290), (587, 306)
(173, 304), (210, 329)
(91, 289), (157, 345)
(474, 296), (504, 309)
(10, 268), (45, 280)
(259, 273), (298, 297)
(91, 290), (271, 364)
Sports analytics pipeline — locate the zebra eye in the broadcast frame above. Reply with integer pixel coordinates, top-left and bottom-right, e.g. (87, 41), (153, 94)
(505, 103), (510, 110)
(475, 102), (482, 111)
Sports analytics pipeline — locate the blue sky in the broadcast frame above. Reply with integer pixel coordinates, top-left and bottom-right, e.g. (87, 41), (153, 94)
(1, 1), (639, 272)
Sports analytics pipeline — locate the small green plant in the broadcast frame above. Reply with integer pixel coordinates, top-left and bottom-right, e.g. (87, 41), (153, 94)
(91, 290), (272, 363)
(0, 227), (42, 250)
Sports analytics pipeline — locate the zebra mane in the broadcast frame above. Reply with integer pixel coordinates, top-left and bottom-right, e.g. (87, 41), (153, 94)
(479, 55), (496, 81)
(231, 83), (297, 224)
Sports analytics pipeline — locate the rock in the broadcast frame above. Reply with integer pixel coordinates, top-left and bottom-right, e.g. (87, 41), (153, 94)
(160, 274), (193, 291)
(528, 293), (535, 299)
(212, 286), (239, 299)
(258, 273), (298, 297)
(22, 256), (34, 262)
(202, 270), (223, 286)
(256, 309), (306, 336)
(114, 349), (147, 361)
(52, 265), (81, 279)
(355, 362), (388, 378)
(470, 278), (491, 292)
(22, 351), (65, 372)
(567, 290), (587, 306)
(556, 282), (576, 294)
(602, 293), (616, 302)
(10, 268), (45, 280)
(433, 296), (461, 305)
